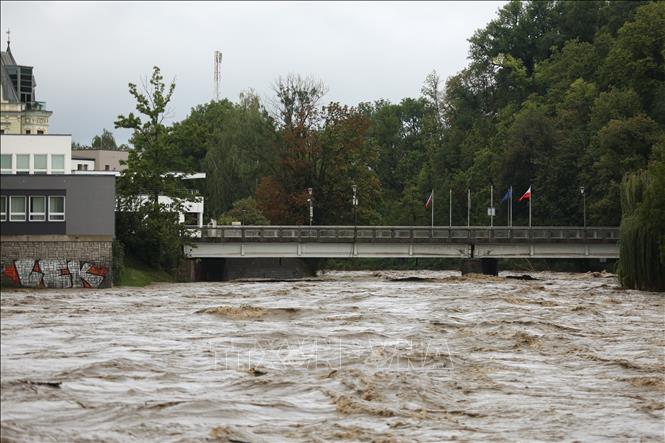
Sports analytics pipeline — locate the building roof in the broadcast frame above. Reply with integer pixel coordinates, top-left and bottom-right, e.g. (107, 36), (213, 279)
(1, 44), (39, 104)
(1, 47), (19, 103)
(1, 46), (17, 65)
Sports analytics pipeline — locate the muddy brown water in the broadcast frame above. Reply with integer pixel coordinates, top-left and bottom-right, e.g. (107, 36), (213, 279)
(1, 271), (663, 442)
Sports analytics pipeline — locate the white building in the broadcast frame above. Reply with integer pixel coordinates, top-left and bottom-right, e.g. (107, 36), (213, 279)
(71, 157), (95, 172)
(0, 134), (71, 175)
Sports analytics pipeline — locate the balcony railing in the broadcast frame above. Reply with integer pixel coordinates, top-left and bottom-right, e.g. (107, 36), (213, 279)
(24, 101), (47, 111)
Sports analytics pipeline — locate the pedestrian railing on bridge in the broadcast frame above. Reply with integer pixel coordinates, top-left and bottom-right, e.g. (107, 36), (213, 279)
(186, 226), (619, 244)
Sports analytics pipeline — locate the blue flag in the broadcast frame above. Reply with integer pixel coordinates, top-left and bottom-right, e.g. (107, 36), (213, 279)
(500, 186), (512, 204)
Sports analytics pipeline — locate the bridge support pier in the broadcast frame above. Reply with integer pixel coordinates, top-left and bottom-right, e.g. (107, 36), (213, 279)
(461, 258), (499, 276)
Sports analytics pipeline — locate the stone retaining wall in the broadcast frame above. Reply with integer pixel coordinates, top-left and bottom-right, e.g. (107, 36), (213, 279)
(1, 237), (113, 288)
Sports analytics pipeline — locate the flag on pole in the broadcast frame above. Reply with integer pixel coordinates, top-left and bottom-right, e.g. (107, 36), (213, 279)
(425, 191), (433, 208)
(518, 186), (532, 202)
(500, 187), (512, 204)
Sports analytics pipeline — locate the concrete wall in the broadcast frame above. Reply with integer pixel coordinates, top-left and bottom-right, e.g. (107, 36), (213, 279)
(1, 174), (116, 288)
(1, 237), (113, 288)
(71, 158), (95, 171)
(0, 174), (115, 236)
(71, 149), (128, 171)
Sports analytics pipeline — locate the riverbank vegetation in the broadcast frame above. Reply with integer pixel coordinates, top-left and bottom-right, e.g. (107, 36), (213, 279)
(618, 143), (665, 291)
(112, 1), (664, 286)
(114, 255), (175, 287)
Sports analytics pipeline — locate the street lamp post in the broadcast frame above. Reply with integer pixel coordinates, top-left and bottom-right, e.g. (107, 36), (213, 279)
(307, 187), (313, 227)
(352, 184), (358, 240)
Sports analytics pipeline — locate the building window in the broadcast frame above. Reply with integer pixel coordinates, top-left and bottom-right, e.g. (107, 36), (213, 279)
(0, 129), (4, 134)
(34, 154), (48, 174)
(37, 130), (44, 134)
(0, 196), (6, 222)
(16, 154), (30, 175)
(51, 154), (65, 174)
(10, 196), (26, 222)
(29, 196), (46, 221)
(25, 129), (31, 134)
(105, 165), (110, 171)
(1, 154), (11, 174)
(48, 196), (65, 222)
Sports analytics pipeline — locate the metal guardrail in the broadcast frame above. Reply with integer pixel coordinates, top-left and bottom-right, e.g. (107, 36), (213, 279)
(186, 226), (620, 244)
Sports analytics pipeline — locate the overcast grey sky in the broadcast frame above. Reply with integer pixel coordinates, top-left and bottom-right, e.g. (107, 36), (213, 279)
(1, 1), (505, 145)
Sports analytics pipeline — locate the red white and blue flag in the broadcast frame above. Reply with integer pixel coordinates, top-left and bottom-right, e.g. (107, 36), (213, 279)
(425, 191), (433, 208)
(518, 186), (532, 202)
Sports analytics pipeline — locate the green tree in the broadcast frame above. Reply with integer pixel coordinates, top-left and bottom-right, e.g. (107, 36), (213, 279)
(171, 93), (278, 218)
(91, 129), (120, 150)
(217, 197), (270, 225)
(618, 140), (665, 291)
(114, 66), (194, 271)
(601, 2), (665, 123)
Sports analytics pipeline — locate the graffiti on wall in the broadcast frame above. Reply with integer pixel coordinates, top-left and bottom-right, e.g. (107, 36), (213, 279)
(3, 259), (108, 288)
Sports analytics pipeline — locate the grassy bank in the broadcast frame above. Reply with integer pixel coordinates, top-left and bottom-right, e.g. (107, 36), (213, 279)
(115, 255), (175, 287)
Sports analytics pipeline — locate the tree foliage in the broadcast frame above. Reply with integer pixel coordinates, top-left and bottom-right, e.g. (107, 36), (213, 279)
(217, 197), (270, 226)
(110, 2), (664, 285)
(114, 66), (195, 271)
(618, 141), (665, 291)
(72, 128), (129, 151)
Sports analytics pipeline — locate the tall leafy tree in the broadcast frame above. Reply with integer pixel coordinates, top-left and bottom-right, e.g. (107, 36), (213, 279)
(114, 66), (194, 270)
(171, 92), (278, 218)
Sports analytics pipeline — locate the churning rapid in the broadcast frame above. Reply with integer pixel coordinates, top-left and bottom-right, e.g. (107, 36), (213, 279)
(1, 271), (663, 442)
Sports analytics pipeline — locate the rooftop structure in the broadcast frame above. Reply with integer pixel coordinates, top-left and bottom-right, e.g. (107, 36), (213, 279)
(0, 41), (52, 135)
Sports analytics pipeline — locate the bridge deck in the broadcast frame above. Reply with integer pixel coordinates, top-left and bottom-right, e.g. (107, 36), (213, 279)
(184, 226), (619, 259)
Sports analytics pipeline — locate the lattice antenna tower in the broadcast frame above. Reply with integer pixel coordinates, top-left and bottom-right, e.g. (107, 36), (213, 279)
(213, 50), (223, 101)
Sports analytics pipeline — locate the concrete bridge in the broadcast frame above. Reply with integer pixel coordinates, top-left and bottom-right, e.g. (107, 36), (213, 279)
(184, 226), (619, 259)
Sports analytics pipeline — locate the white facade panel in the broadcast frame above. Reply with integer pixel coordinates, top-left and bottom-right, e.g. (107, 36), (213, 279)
(0, 134), (72, 174)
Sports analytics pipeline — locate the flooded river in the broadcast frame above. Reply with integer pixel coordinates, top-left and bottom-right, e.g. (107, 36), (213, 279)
(1, 271), (664, 442)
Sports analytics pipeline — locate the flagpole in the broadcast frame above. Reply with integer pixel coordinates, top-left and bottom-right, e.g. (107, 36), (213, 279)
(431, 189), (434, 230)
(529, 186), (532, 228)
(507, 186), (510, 227)
(449, 188), (452, 227)
(510, 186), (513, 227)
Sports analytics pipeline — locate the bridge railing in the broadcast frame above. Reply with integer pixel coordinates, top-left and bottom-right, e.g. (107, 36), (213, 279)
(185, 226), (619, 243)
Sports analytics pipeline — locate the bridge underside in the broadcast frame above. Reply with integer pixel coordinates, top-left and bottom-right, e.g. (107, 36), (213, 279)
(185, 242), (618, 259)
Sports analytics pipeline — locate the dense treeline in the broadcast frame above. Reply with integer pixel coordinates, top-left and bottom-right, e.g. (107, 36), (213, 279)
(170, 0), (662, 230)
(115, 1), (664, 286)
